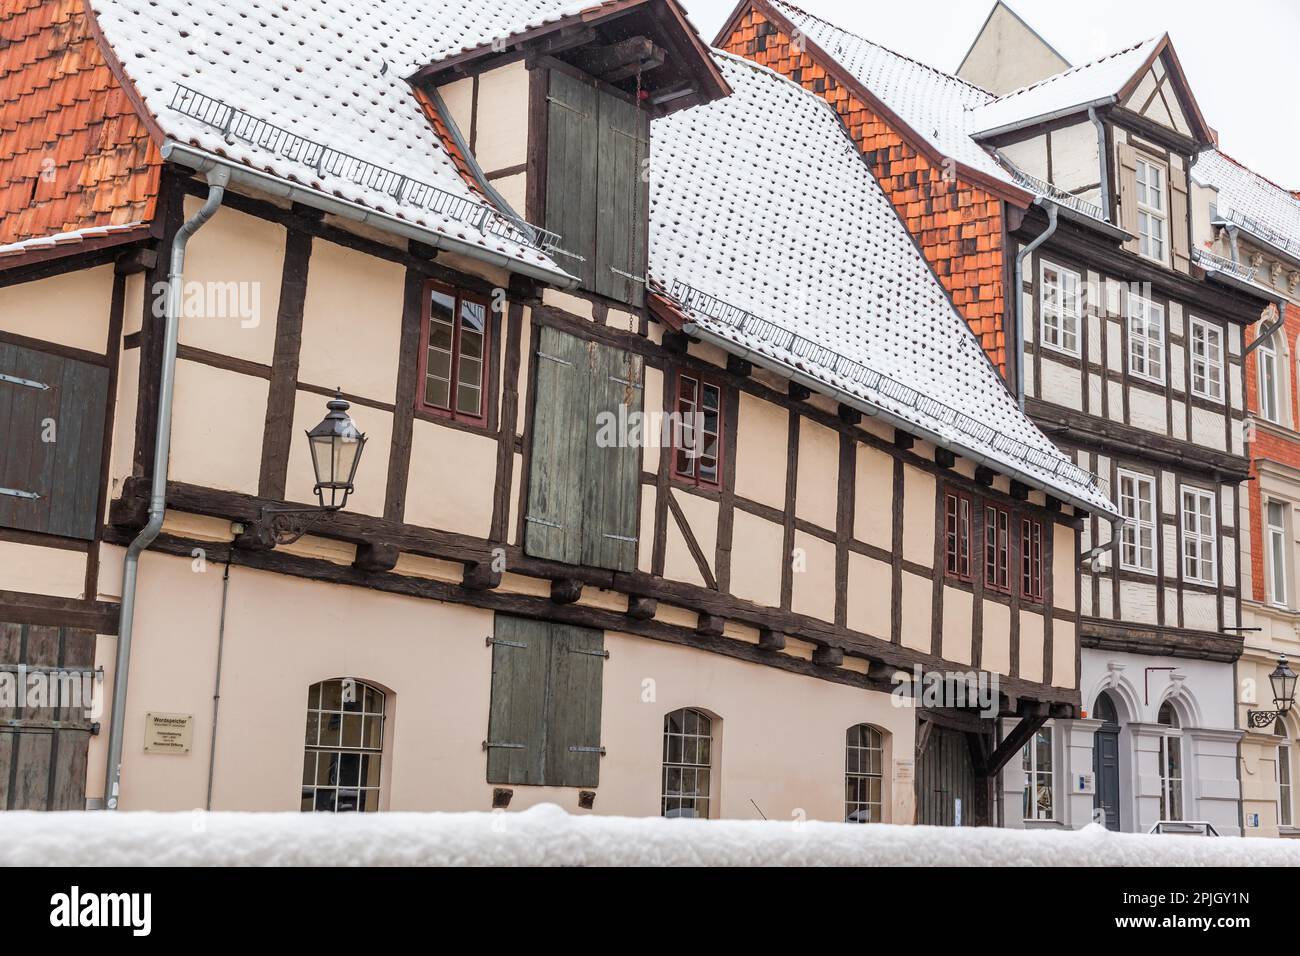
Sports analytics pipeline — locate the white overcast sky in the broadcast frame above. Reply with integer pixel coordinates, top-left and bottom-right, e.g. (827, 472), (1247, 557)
(680, 0), (1299, 188)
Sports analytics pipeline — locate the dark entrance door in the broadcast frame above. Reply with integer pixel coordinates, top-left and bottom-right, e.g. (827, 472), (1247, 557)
(916, 720), (978, 826)
(1092, 692), (1121, 831)
(0, 622), (96, 810)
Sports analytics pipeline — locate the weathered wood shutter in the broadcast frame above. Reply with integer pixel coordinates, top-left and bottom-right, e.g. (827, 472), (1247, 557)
(545, 624), (605, 787)
(544, 71), (649, 308)
(526, 327), (642, 572)
(545, 70), (600, 290)
(525, 326), (591, 564)
(485, 615), (549, 785)
(0, 343), (109, 540)
(1116, 142), (1140, 256)
(485, 615), (604, 788)
(593, 92), (649, 307)
(0, 622), (96, 811)
(1170, 165), (1190, 273)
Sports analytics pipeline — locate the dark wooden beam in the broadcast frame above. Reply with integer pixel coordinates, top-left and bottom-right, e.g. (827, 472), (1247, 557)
(893, 429), (914, 451)
(1010, 480), (1030, 501)
(836, 404), (863, 426)
(788, 382), (812, 402)
(758, 627), (786, 651)
(974, 466), (995, 486)
(462, 562), (502, 591)
(812, 645), (844, 667)
(353, 543), (399, 573)
(696, 613), (724, 637)
(726, 354), (753, 378)
(114, 247), (156, 276)
(570, 36), (664, 80)
(985, 712), (1049, 776)
(551, 578), (584, 605)
(626, 595), (658, 620)
(934, 448), (956, 469)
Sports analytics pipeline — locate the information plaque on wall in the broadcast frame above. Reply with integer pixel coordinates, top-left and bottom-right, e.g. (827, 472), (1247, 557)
(144, 712), (194, 754)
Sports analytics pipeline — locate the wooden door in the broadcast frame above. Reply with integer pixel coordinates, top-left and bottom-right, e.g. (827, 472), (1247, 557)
(0, 622), (96, 810)
(916, 721), (977, 826)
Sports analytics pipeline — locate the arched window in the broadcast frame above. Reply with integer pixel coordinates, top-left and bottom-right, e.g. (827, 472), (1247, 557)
(1157, 702), (1183, 822)
(301, 678), (386, 812)
(845, 724), (884, 822)
(662, 708), (713, 818)
(1277, 720), (1293, 828)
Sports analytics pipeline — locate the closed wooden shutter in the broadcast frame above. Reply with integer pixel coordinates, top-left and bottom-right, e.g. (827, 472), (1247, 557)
(1116, 142), (1140, 256)
(526, 327), (642, 572)
(594, 92), (649, 307)
(485, 616), (604, 788)
(544, 624), (605, 788)
(485, 615), (549, 785)
(543, 70), (649, 308)
(0, 343), (109, 540)
(1170, 166), (1190, 273)
(545, 70), (600, 289)
(581, 343), (642, 571)
(0, 622), (96, 811)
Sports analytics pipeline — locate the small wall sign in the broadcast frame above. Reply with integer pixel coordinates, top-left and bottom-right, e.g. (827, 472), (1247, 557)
(893, 758), (914, 783)
(143, 712), (194, 754)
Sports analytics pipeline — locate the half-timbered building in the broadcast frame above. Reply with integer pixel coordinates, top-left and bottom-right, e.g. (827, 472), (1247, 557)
(1194, 148), (1300, 837)
(716, 0), (1282, 833)
(0, 0), (1113, 822)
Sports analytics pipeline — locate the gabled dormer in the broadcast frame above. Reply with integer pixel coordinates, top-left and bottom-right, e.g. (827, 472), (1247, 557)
(409, 0), (729, 308)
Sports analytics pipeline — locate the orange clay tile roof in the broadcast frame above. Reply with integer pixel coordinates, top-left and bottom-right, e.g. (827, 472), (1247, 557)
(0, 0), (161, 246)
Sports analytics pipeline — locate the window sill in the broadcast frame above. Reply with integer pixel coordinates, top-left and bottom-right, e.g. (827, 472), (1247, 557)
(1128, 370), (1166, 388)
(1039, 339), (1081, 361)
(414, 405), (495, 436)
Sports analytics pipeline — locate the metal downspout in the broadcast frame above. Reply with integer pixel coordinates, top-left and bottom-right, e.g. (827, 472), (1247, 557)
(104, 168), (230, 810)
(1014, 200), (1059, 412)
(1088, 107), (1112, 223)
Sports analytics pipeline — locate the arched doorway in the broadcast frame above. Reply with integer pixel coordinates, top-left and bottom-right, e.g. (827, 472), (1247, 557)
(1092, 691), (1121, 831)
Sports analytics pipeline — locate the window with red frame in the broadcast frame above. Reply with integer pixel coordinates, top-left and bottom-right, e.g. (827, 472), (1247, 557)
(1022, 517), (1044, 602)
(944, 490), (972, 580)
(985, 505), (1011, 593)
(418, 282), (490, 425)
(673, 370), (722, 487)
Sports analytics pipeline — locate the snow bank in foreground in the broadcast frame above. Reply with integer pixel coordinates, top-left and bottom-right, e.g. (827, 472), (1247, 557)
(2, 804), (1297, 866)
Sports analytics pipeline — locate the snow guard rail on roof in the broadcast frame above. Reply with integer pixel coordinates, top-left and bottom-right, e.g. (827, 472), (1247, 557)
(168, 84), (562, 255)
(667, 279), (1105, 496)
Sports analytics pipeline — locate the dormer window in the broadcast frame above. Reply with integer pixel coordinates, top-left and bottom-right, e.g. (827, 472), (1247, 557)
(1135, 156), (1168, 264)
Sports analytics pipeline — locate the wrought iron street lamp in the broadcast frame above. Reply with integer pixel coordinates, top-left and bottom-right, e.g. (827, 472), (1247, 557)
(236, 390), (367, 549)
(1247, 655), (1297, 729)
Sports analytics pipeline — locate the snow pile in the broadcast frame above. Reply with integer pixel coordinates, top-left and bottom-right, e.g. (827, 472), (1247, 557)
(3, 804), (1298, 866)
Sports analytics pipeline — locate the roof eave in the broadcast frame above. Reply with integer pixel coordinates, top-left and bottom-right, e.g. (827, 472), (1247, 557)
(161, 142), (580, 289)
(972, 96), (1117, 142)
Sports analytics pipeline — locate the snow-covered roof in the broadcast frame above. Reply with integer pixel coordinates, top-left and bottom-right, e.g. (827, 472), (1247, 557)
(767, 0), (1015, 190)
(967, 37), (1162, 137)
(6, 803), (1300, 865)
(649, 52), (1114, 515)
(1194, 149), (1300, 265)
(88, 0), (589, 282)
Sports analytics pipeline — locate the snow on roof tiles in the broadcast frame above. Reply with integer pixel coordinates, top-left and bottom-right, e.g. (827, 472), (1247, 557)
(1194, 149), (1300, 264)
(649, 52), (1113, 514)
(87, 0), (584, 279)
(767, 0), (1015, 188)
(967, 36), (1162, 136)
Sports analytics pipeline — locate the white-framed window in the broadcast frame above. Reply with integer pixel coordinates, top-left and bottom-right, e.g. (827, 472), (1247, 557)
(1127, 294), (1165, 384)
(1277, 721), (1293, 828)
(1157, 702), (1183, 822)
(1181, 487), (1217, 584)
(301, 678), (385, 812)
(845, 724), (884, 823)
(1258, 336), (1282, 424)
(1021, 725), (1055, 821)
(1189, 317), (1223, 401)
(1136, 156), (1168, 263)
(1040, 260), (1081, 355)
(1117, 469), (1156, 573)
(662, 708), (713, 819)
(1268, 500), (1289, 608)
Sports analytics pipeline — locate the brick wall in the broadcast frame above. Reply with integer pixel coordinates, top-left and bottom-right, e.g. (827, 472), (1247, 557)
(1244, 302), (1300, 603)
(720, 8), (1009, 373)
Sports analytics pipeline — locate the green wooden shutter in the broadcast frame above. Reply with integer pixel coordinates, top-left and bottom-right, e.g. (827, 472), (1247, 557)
(593, 93), (649, 307)
(544, 70), (599, 289)
(0, 344), (108, 540)
(486, 616), (605, 788)
(544, 624), (605, 788)
(525, 326), (591, 564)
(581, 343), (642, 571)
(485, 616), (550, 785)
